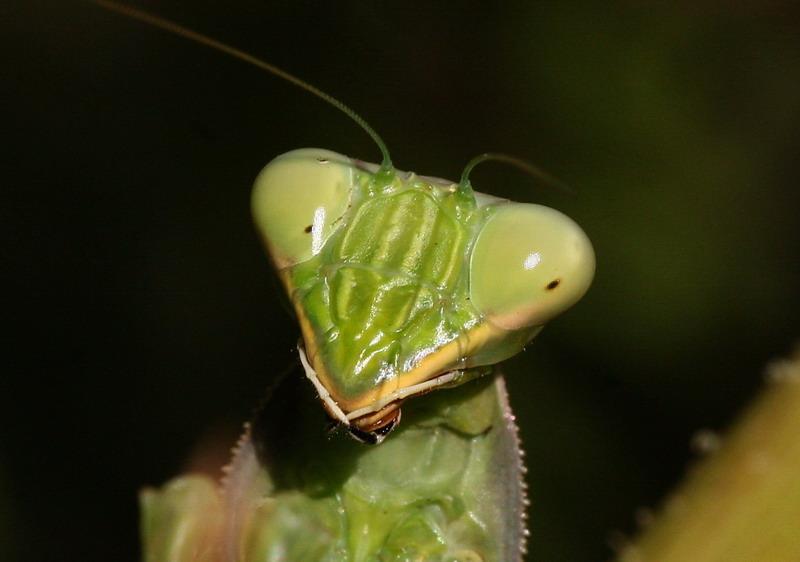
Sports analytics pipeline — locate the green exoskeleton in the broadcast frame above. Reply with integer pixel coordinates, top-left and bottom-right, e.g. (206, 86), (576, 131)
(252, 149), (594, 443)
(90, 1), (595, 560)
(143, 373), (530, 562)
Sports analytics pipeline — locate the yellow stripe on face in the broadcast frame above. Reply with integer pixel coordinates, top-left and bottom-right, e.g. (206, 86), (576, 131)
(288, 271), (511, 413)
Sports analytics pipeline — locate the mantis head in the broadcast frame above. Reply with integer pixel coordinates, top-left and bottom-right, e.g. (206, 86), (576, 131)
(253, 148), (595, 442)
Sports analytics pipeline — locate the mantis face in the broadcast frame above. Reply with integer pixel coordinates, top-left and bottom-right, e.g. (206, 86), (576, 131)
(253, 148), (595, 442)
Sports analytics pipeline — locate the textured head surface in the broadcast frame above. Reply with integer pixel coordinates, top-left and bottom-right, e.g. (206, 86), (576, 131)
(252, 149), (595, 414)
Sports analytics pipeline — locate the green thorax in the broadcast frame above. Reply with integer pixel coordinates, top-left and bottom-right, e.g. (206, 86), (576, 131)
(288, 168), (484, 402)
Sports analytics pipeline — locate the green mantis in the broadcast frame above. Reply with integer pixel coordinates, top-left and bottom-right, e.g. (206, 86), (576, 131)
(252, 149), (594, 443)
(142, 373), (528, 562)
(89, 2), (595, 560)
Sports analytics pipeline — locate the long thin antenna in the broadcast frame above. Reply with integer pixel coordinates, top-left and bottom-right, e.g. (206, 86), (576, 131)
(459, 152), (573, 195)
(86, 0), (393, 171)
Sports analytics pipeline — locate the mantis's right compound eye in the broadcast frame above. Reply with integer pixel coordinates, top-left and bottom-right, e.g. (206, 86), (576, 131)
(252, 148), (354, 268)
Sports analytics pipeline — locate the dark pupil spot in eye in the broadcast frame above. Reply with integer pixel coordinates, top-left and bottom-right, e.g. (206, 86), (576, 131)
(304, 225), (313, 233)
(546, 279), (561, 290)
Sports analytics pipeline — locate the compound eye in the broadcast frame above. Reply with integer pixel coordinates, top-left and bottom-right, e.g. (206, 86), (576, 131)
(469, 203), (595, 330)
(251, 148), (354, 269)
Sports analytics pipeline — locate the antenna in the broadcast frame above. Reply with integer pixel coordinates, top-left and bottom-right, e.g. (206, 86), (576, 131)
(459, 153), (573, 195)
(86, 0), (393, 172)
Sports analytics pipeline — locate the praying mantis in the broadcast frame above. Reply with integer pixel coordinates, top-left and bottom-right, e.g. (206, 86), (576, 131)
(88, 2), (596, 560)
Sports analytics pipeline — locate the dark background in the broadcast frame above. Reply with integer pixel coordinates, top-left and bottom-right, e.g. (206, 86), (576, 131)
(3, 1), (799, 561)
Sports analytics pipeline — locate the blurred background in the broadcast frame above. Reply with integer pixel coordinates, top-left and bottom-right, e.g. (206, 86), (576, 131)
(3, 1), (799, 560)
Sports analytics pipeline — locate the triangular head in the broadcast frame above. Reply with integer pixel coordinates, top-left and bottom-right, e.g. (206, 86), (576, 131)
(252, 148), (595, 443)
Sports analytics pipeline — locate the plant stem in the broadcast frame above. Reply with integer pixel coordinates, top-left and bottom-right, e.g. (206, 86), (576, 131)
(618, 347), (800, 562)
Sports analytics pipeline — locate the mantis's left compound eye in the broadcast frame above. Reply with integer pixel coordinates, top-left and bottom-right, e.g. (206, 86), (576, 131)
(252, 148), (355, 269)
(469, 203), (595, 330)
